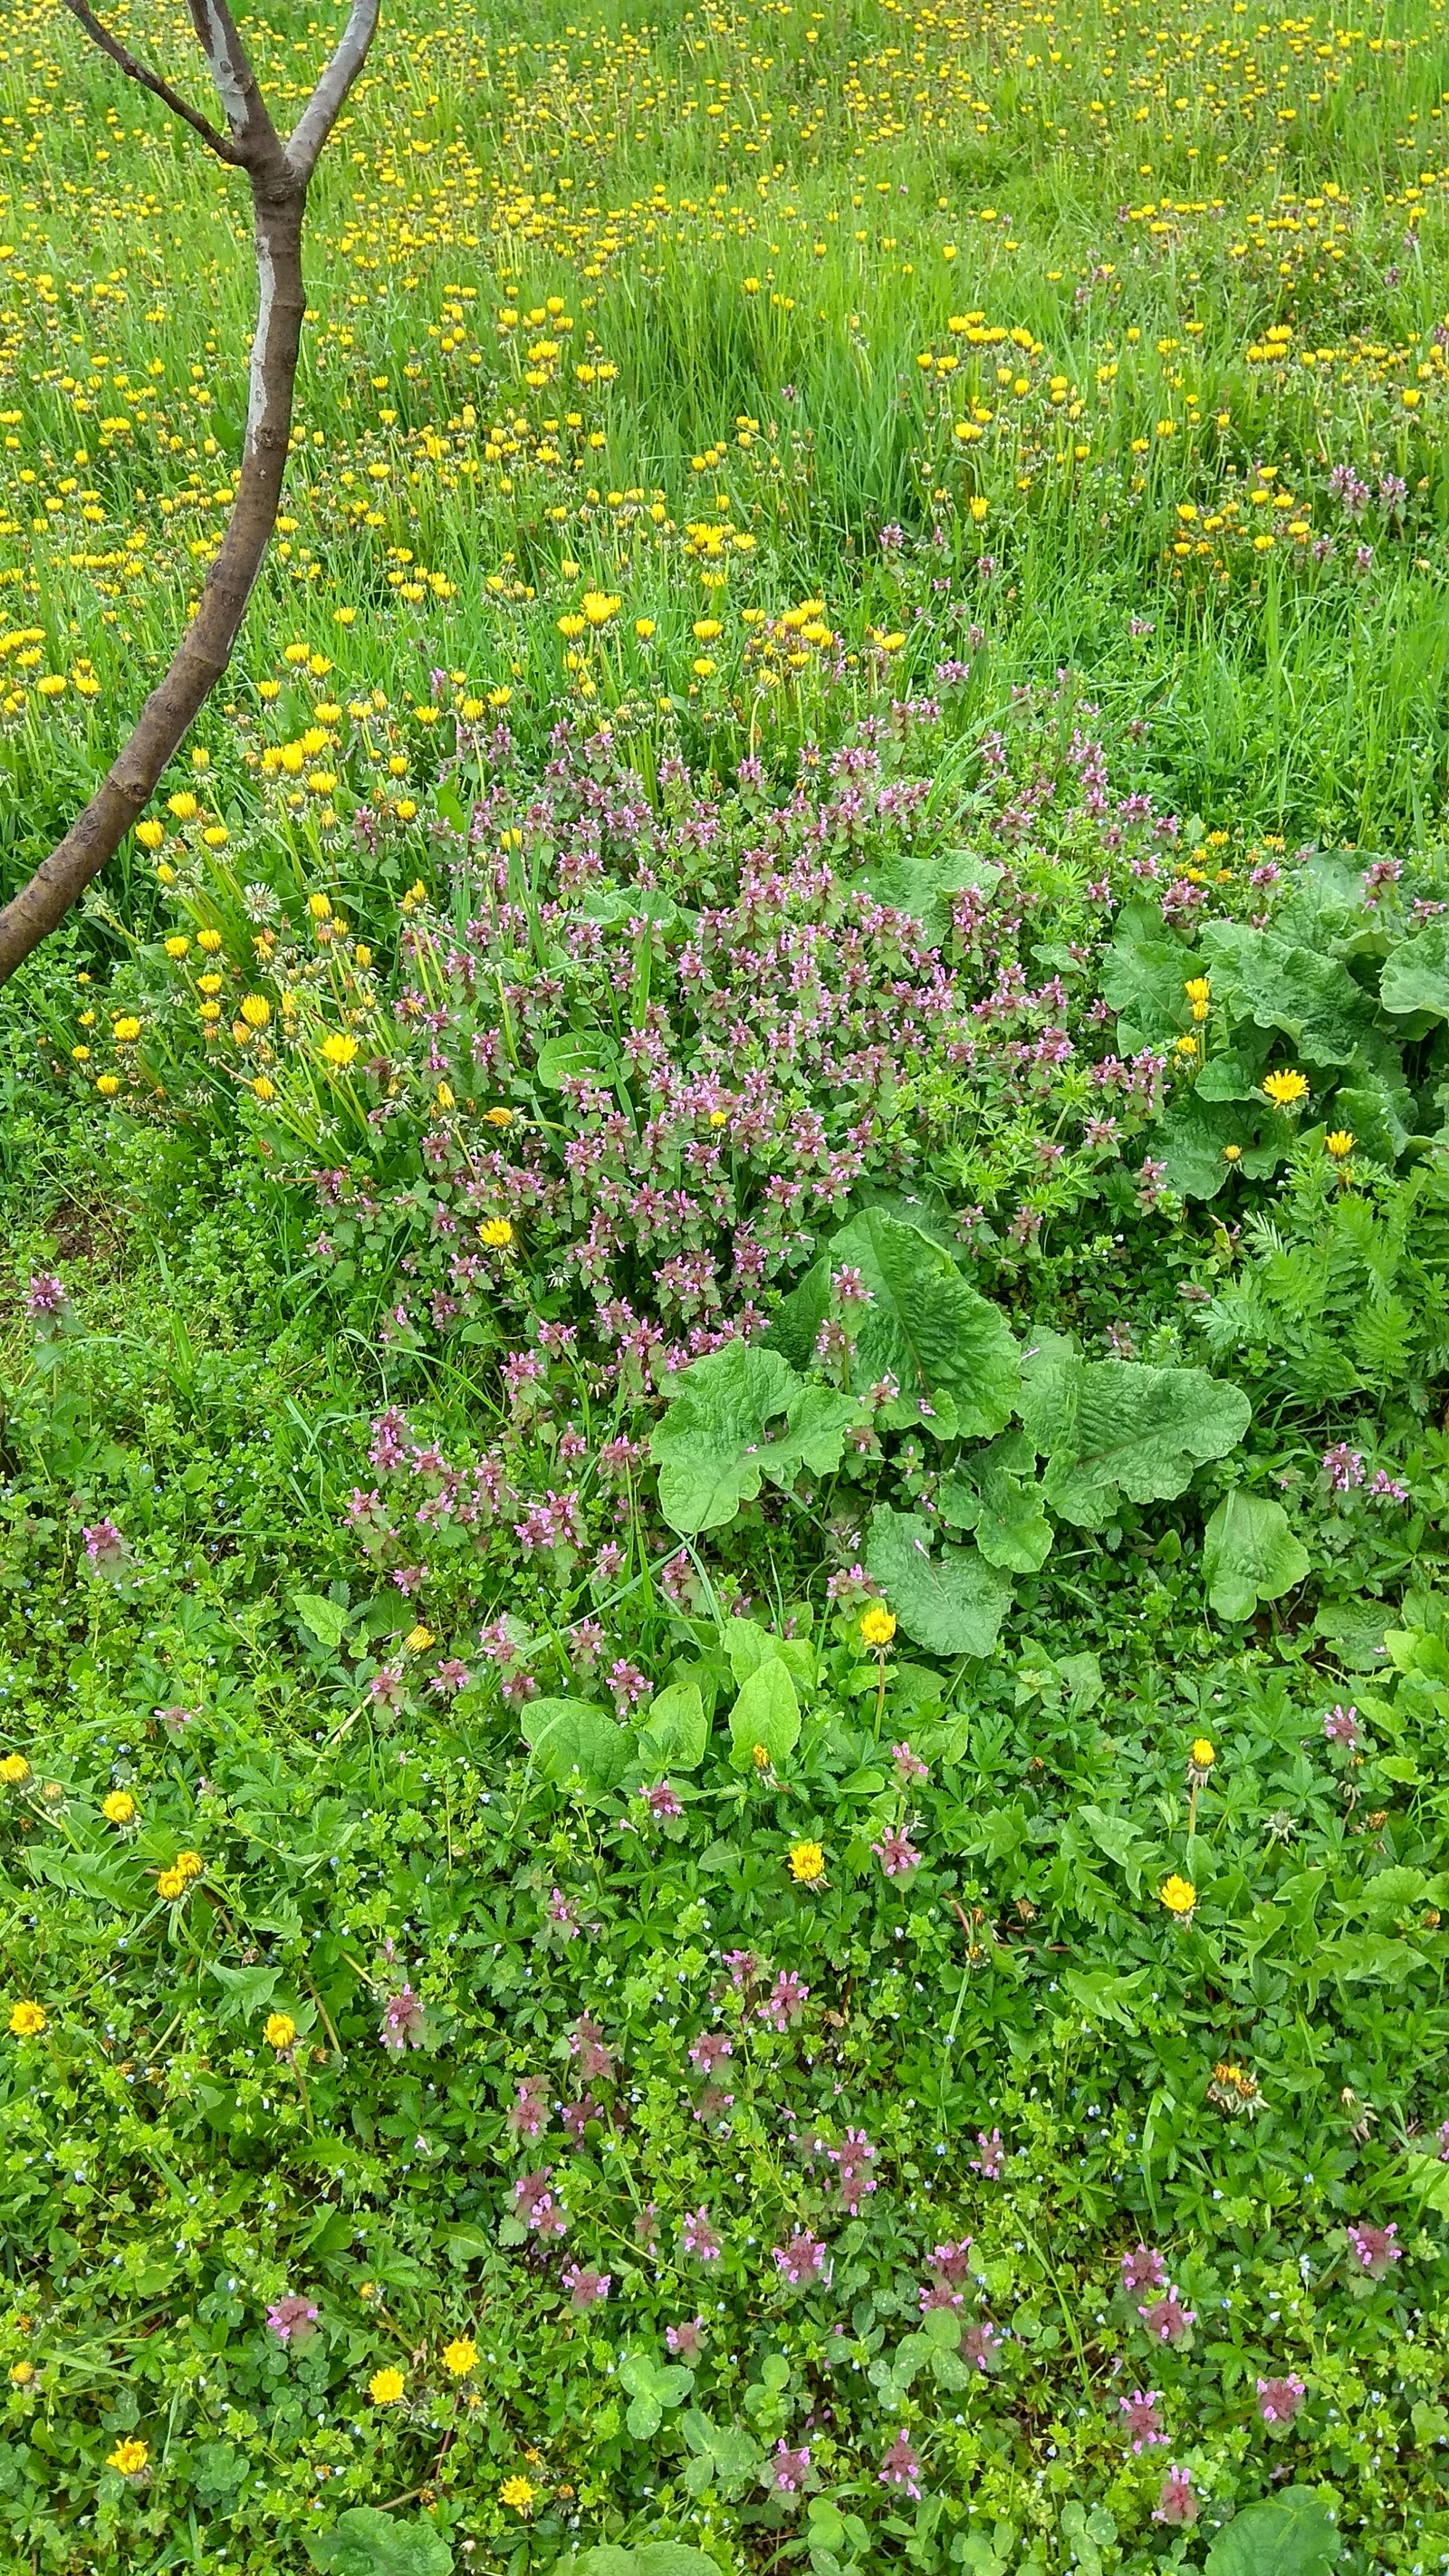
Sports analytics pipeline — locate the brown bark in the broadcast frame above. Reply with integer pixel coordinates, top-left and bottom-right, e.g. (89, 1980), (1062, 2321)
(0, 0), (380, 986)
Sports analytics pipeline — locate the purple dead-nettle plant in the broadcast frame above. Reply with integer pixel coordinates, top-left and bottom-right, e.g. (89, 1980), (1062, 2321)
(772, 2231), (828, 2286)
(1138, 2287), (1195, 2344)
(1256, 2373), (1308, 2427)
(379, 1984), (427, 2053)
(1118, 2390), (1167, 2453)
(1347, 2223), (1402, 2279)
(513, 2169), (567, 2238)
(681, 2206), (723, 2262)
(1119, 2244), (1166, 2294)
(266, 2293), (321, 2350)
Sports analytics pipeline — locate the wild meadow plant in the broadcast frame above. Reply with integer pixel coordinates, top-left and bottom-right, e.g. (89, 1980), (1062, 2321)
(5, 0), (1449, 2569)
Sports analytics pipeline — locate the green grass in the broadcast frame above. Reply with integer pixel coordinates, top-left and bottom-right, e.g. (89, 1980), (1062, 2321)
(5, 1), (1449, 2571)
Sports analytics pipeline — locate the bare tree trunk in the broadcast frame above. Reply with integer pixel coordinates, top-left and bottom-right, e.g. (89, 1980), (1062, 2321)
(0, 0), (379, 987)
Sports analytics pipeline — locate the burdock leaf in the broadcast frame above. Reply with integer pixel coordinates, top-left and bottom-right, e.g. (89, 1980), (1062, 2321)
(1021, 1348), (1250, 1529)
(830, 1209), (1018, 1438)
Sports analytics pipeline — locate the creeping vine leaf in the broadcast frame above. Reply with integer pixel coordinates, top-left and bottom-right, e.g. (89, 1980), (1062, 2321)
(1020, 1339), (1251, 1528)
(865, 1505), (1013, 1657)
(1203, 1489), (1311, 1621)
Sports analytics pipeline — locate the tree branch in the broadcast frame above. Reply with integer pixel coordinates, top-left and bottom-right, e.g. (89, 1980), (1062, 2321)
(181, 0), (287, 168)
(58, 0), (238, 162)
(286, 0), (381, 182)
(0, 0), (385, 985)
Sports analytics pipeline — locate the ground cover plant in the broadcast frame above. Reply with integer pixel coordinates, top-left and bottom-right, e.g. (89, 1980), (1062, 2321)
(4, 0), (1449, 2572)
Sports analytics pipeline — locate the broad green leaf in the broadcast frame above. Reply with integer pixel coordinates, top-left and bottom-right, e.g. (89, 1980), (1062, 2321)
(830, 1208), (1019, 1438)
(1199, 919), (1373, 1065)
(305, 2508), (453, 2576)
(1158, 1091), (1293, 1199)
(1204, 2489), (1340, 2576)
(649, 1343), (859, 1535)
(521, 1697), (631, 1794)
(1379, 918), (1449, 1021)
(1076, 1804), (1152, 1896)
(293, 1591), (350, 1652)
(763, 1257), (831, 1373)
(1021, 1346), (1251, 1529)
(859, 846), (1002, 945)
(1404, 2151), (1449, 2218)
(1100, 921), (1198, 1051)
(865, 1505), (1012, 1658)
(939, 1434), (1053, 1573)
(534, 1030), (622, 1088)
(1204, 1490), (1310, 1621)
(1329, 1069), (1414, 1165)
(637, 1678), (706, 1772)
(723, 1621), (816, 1689)
(728, 1658), (801, 1765)
(574, 2547), (724, 2576)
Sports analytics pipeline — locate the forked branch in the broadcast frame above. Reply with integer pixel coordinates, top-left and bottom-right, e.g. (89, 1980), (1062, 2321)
(0, 0), (381, 986)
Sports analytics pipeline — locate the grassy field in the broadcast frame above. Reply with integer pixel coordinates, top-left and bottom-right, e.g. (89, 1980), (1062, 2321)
(4, 1), (1449, 2572)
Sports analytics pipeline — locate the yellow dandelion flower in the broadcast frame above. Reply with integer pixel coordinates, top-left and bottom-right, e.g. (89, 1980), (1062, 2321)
(8, 2001), (46, 2038)
(251, 1076), (276, 1102)
(1159, 1874), (1196, 1917)
(369, 2367), (406, 2406)
(101, 1790), (137, 1825)
(96, 1074), (120, 1097)
(442, 2336), (477, 2376)
(479, 1217), (513, 1248)
(484, 1106), (513, 1129)
(134, 820), (165, 851)
(404, 1625), (434, 1654)
(111, 1016), (140, 1044)
(156, 1868), (187, 1900)
(196, 928), (223, 954)
(1190, 1738), (1215, 1771)
(0, 1754), (30, 1786)
(1325, 1130), (1355, 1158)
(581, 591), (620, 626)
(1262, 1069), (1309, 1109)
(264, 2012), (297, 2052)
(106, 2437), (149, 2476)
(320, 1033), (359, 1068)
(239, 995), (270, 1030)
(9, 2360), (34, 2386)
(176, 1851), (203, 1879)
(859, 1604), (897, 1649)
(499, 2475), (535, 2515)
(166, 792), (199, 822)
(634, 618), (656, 640)
(788, 1839), (825, 1885)
(163, 937), (190, 960)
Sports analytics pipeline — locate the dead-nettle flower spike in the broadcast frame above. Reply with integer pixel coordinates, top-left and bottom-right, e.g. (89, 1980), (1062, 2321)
(0, 0), (380, 985)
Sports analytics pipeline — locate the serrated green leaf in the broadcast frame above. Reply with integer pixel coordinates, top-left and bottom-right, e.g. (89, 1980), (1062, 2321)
(830, 1208), (1019, 1439)
(534, 1029), (622, 1088)
(1203, 1490), (1310, 1621)
(1200, 918), (1373, 1065)
(865, 1505), (1012, 1657)
(1022, 1348), (1250, 1529)
(293, 1591), (350, 1652)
